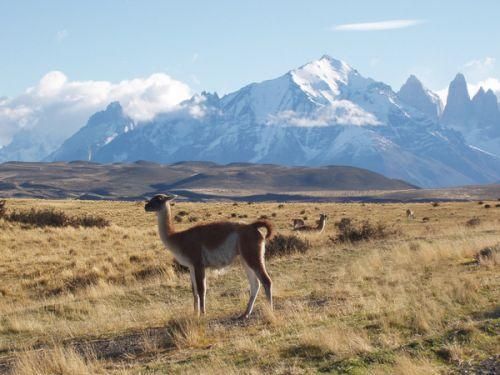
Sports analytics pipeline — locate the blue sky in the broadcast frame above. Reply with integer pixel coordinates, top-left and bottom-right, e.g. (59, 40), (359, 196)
(1, 0), (500, 97)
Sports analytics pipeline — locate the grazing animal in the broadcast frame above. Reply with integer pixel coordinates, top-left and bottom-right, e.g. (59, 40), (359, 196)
(292, 218), (305, 230)
(145, 193), (273, 318)
(406, 209), (415, 220)
(295, 214), (328, 233)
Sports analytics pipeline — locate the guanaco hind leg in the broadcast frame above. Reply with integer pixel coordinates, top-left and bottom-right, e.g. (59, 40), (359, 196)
(241, 260), (261, 318)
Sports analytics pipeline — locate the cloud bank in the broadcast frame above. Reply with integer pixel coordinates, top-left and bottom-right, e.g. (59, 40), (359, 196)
(266, 101), (381, 127)
(333, 19), (425, 31)
(0, 71), (192, 148)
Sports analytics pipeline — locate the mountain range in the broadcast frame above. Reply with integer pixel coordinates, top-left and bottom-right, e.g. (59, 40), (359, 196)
(2, 55), (500, 188)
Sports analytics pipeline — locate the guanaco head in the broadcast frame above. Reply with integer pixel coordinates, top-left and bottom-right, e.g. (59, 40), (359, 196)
(144, 193), (177, 212)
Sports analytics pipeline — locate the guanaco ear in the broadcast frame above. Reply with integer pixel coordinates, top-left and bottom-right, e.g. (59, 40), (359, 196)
(164, 193), (177, 201)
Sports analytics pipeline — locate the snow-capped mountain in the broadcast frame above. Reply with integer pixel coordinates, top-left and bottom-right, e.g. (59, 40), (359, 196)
(397, 75), (443, 120)
(441, 74), (500, 156)
(47, 102), (135, 161)
(61, 55), (500, 188)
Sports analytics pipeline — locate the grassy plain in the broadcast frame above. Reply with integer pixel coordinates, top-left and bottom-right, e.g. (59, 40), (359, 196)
(0, 199), (498, 374)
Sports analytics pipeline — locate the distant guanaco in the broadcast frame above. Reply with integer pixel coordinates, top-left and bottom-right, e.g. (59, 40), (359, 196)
(406, 209), (415, 220)
(294, 213), (328, 233)
(145, 194), (273, 319)
(292, 218), (305, 230)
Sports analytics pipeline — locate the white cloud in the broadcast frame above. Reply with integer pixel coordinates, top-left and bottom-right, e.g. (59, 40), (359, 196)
(463, 57), (495, 71)
(55, 29), (69, 42)
(461, 57), (496, 83)
(333, 19), (425, 31)
(468, 77), (500, 98)
(369, 57), (381, 67)
(191, 74), (201, 85)
(266, 101), (381, 127)
(0, 71), (192, 148)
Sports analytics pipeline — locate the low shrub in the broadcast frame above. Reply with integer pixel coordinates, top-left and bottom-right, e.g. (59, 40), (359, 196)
(432, 202), (440, 207)
(5, 207), (109, 228)
(266, 234), (311, 258)
(332, 217), (397, 243)
(474, 245), (499, 265)
(0, 200), (6, 217)
(466, 217), (481, 227)
(484, 204), (491, 209)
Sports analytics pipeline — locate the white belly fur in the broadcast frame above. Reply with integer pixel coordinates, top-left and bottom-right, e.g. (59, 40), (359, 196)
(202, 232), (239, 269)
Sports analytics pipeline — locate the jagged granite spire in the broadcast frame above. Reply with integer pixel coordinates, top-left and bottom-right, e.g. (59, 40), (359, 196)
(441, 73), (472, 127)
(471, 87), (500, 127)
(397, 75), (443, 120)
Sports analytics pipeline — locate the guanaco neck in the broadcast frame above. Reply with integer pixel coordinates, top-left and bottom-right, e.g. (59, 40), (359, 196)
(157, 203), (175, 245)
(317, 218), (326, 232)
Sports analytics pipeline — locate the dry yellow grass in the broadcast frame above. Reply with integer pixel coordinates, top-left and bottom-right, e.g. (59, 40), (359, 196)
(0, 198), (499, 374)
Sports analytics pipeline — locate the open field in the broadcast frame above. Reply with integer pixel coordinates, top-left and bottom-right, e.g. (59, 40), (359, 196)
(0, 199), (499, 374)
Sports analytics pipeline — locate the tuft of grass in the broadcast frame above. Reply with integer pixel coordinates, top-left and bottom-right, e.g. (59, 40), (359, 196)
(166, 317), (208, 349)
(298, 324), (373, 359)
(266, 233), (311, 258)
(332, 217), (397, 243)
(474, 245), (499, 266)
(4, 206), (109, 228)
(466, 216), (481, 227)
(12, 346), (103, 375)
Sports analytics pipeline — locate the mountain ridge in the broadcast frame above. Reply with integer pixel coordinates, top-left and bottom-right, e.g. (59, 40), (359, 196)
(7, 55), (500, 188)
(0, 161), (417, 201)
